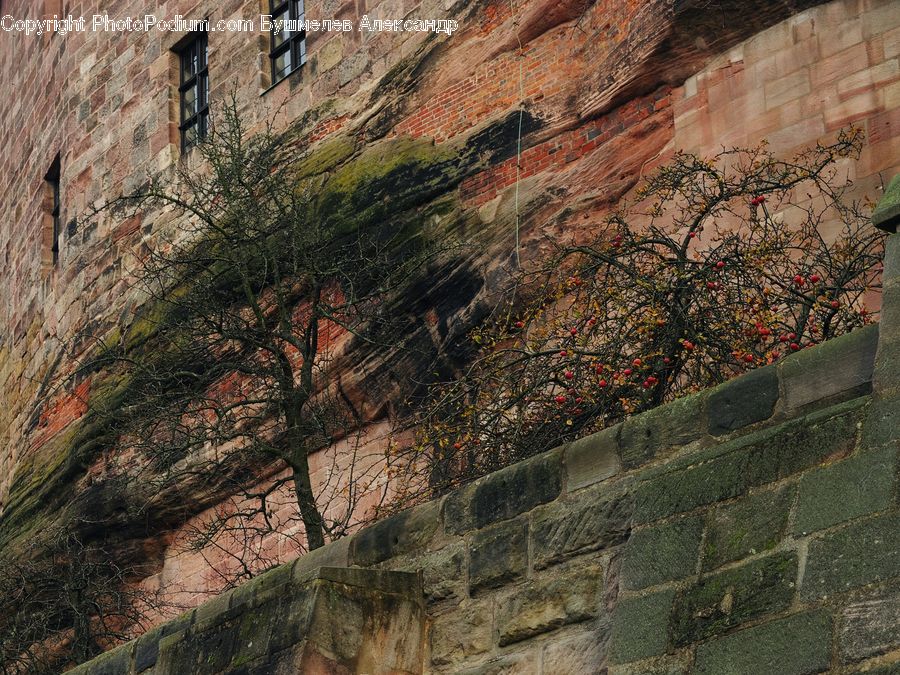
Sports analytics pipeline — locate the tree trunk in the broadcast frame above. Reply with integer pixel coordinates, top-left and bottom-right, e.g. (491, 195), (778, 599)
(291, 456), (325, 551)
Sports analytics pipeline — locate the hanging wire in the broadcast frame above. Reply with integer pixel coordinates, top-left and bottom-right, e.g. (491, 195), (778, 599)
(509, 0), (525, 269)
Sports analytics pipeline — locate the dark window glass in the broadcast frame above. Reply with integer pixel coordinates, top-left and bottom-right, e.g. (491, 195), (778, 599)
(177, 32), (209, 153)
(45, 155), (61, 265)
(270, 0), (306, 84)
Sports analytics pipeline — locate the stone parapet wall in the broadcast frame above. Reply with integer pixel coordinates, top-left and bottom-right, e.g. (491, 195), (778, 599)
(74, 319), (900, 673)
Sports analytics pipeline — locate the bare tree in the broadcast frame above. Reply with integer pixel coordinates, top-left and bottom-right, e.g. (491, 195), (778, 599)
(80, 97), (443, 566)
(408, 128), (885, 492)
(0, 526), (164, 674)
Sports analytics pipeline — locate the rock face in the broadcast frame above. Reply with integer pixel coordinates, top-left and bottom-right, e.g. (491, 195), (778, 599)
(0, 0), (899, 650)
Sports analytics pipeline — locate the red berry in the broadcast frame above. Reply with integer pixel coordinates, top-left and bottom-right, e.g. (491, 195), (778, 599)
(559, 350), (568, 357)
(789, 332), (797, 340)
(663, 357), (672, 364)
(790, 342), (800, 351)
(830, 300), (840, 309)
(707, 281), (717, 290)
(759, 327), (771, 336)
(515, 321), (524, 329)
(623, 368), (633, 376)
(716, 261), (725, 269)
(689, 231), (696, 238)
(744, 354), (754, 363)
(570, 328), (578, 336)
(794, 275), (805, 286)
(598, 379), (608, 388)
(809, 274), (820, 283)
(632, 358), (642, 367)
(453, 442), (463, 450)
(779, 335), (789, 343)
(595, 365), (604, 374)
(564, 370), (574, 380)
(555, 395), (567, 404)
(575, 397), (583, 404)
(683, 340), (695, 351)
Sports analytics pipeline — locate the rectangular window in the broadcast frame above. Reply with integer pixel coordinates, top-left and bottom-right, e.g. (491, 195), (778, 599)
(44, 154), (61, 266)
(176, 31), (209, 153)
(269, 0), (306, 85)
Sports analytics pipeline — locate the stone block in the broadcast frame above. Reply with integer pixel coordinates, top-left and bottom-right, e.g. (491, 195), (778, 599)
(794, 445), (896, 535)
(338, 51), (369, 87)
(496, 561), (603, 646)
(452, 653), (535, 675)
(444, 449), (562, 534)
(779, 324), (878, 416)
(392, 543), (466, 604)
(564, 422), (621, 491)
(293, 534), (351, 582)
(469, 519), (528, 594)
(531, 491), (633, 569)
(136, 568), (425, 675)
(430, 599), (493, 666)
(232, 559), (295, 610)
(621, 515), (703, 590)
(349, 498), (441, 566)
(874, 175), (900, 233)
(703, 484), (792, 570)
(133, 609), (194, 672)
(636, 399), (864, 523)
(693, 610), (831, 675)
(608, 589), (675, 664)
(317, 37), (343, 73)
(541, 631), (606, 674)
(192, 586), (235, 630)
(803, 512), (900, 600)
(66, 642), (132, 675)
(840, 589), (900, 663)
(706, 366), (778, 436)
(671, 553), (797, 646)
(608, 655), (690, 675)
(619, 391), (707, 469)
(764, 69), (811, 110)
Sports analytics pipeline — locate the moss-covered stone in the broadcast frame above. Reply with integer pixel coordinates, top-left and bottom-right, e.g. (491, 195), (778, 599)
(706, 365), (778, 436)
(635, 398), (865, 523)
(621, 515), (703, 590)
(619, 391), (708, 469)
(794, 445), (897, 535)
(693, 610), (832, 675)
(703, 484), (792, 570)
(671, 553), (797, 646)
(608, 589), (675, 664)
(802, 511), (900, 600)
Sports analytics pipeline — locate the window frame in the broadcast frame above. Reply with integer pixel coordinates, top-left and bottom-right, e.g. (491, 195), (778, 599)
(176, 31), (210, 153)
(269, 0), (307, 85)
(44, 155), (61, 266)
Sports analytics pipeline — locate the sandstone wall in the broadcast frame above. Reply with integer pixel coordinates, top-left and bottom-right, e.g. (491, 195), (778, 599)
(1, 0), (899, 638)
(70, 311), (900, 673)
